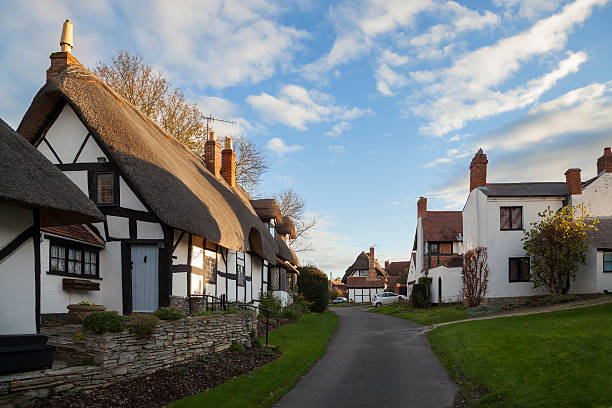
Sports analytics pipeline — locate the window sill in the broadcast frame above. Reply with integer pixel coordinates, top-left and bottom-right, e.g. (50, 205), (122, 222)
(46, 271), (102, 280)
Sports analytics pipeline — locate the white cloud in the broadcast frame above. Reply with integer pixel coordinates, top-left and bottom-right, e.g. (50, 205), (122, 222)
(424, 147), (471, 167)
(375, 50), (410, 96)
(266, 137), (304, 156)
(411, 0), (606, 136)
(197, 96), (239, 118)
(328, 144), (345, 153)
(301, 0), (433, 80)
(247, 85), (370, 130)
(325, 121), (351, 138)
(495, 0), (564, 19)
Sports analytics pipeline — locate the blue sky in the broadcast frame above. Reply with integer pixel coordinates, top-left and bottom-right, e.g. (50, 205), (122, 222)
(1, 0), (611, 278)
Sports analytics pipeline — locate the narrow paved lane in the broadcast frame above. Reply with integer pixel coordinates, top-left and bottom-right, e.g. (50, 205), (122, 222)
(275, 307), (457, 408)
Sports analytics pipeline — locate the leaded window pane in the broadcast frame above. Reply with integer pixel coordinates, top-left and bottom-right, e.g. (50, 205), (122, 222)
(500, 208), (510, 229)
(97, 173), (114, 204)
(511, 208), (522, 229)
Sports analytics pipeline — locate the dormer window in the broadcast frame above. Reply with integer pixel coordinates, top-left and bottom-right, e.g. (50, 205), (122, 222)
(95, 172), (117, 206)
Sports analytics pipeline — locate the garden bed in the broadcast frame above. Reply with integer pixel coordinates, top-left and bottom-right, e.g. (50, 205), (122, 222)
(37, 348), (281, 408)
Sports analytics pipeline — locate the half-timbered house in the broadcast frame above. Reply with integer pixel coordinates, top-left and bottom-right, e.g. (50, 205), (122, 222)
(341, 247), (387, 302)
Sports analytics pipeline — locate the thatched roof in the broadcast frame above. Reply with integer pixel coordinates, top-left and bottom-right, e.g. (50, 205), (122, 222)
(250, 199), (281, 223)
(18, 64), (276, 262)
(0, 117), (103, 226)
(341, 251), (387, 283)
(275, 233), (300, 266)
(276, 216), (296, 239)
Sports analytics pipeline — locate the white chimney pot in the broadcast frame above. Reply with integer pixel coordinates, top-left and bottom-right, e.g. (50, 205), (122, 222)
(60, 20), (74, 52)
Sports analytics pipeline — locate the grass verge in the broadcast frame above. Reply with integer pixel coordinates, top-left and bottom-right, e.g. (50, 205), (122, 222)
(369, 303), (468, 325)
(168, 311), (338, 408)
(428, 303), (612, 407)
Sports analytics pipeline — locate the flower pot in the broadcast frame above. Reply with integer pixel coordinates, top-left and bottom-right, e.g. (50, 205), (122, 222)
(67, 304), (106, 323)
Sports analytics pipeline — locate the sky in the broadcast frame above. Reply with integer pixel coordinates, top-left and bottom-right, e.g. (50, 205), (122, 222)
(1, 0), (611, 279)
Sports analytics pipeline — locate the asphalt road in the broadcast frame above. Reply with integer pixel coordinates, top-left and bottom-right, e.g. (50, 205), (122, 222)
(274, 306), (457, 408)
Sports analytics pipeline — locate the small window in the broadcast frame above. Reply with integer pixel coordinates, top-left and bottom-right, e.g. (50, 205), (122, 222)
(96, 172), (116, 205)
(204, 252), (216, 284)
(509, 257), (530, 282)
(604, 253), (612, 273)
(49, 240), (100, 278)
(501, 207), (522, 230)
(429, 243), (439, 254)
(237, 264), (245, 286)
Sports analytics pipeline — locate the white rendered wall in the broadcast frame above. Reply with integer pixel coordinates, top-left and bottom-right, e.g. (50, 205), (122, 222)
(42, 104), (89, 163)
(415, 218), (424, 273)
(0, 204), (36, 335)
(100, 241), (123, 313)
(63, 171), (88, 197)
(272, 290), (292, 307)
(347, 287), (383, 303)
(251, 255), (263, 300)
(596, 251), (612, 292)
(40, 238), (103, 314)
(120, 177), (147, 212)
(571, 173), (612, 217)
(76, 136), (106, 163)
(107, 216), (129, 239)
(137, 221), (164, 240)
(570, 245), (598, 294)
(485, 197), (563, 298)
(462, 189), (488, 252)
(428, 266), (463, 304)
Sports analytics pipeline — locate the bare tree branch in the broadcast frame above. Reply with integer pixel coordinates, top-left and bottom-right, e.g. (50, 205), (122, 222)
(274, 189), (317, 252)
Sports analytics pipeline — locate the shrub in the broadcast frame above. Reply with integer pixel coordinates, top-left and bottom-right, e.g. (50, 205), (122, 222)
(228, 341), (246, 354)
(83, 311), (123, 334)
(467, 304), (502, 317)
(153, 307), (184, 320)
(412, 284), (430, 308)
(250, 329), (262, 349)
(259, 291), (283, 317)
(127, 313), (159, 339)
(72, 331), (86, 341)
(462, 247), (489, 307)
(537, 294), (578, 306)
(418, 277), (432, 285)
(297, 265), (329, 313)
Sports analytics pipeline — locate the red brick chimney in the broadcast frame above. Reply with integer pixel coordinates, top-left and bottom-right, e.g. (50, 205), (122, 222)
(469, 149), (488, 191)
(221, 137), (236, 187)
(366, 247), (377, 281)
(385, 260), (390, 269)
(47, 20), (80, 82)
(204, 131), (220, 177)
(565, 168), (582, 195)
(417, 197), (427, 218)
(597, 147), (612, 175)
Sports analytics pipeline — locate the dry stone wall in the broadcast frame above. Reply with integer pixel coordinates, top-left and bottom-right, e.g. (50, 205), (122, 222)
(0, 311), (255, 407)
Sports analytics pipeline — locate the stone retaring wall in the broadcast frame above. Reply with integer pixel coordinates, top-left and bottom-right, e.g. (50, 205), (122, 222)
(0, 311), (256, 407)
(169, 295), (220, 315)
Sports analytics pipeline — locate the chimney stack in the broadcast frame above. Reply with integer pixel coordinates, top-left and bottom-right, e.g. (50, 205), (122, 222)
(47, 20), (80, 82)
(367, 247), (377, 281)
(417, 197), (427, 218)
(204, 131), (220, 177)
(221, 137), (236, 187)
(565, 168), (582, 195)
(385, 260), (390, 269)
(597, 147), (612, 175)
(469, 148), (488, 191)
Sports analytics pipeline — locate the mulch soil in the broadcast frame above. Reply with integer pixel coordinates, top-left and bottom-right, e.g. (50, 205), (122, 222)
(37, 348), (281, 408)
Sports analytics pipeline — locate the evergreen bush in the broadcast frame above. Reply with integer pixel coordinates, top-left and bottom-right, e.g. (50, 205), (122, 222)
(82, 311), (123, 334)
(297, 265), (329, 313)
(412, 284), (430, 308)
(153, 307), (184, 320)
(127, 313), (160, 338)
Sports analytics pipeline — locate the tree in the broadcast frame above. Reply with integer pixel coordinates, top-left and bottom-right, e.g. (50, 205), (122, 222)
(297, 265), (329, 312)
(274, 189), (317, 252)
(93, 50), (268, 192)
(462, 247), (489, 307)
(522, 205), (598, 295)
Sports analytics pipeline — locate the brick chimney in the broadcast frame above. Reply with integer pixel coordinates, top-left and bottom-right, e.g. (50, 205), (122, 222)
(204, 131), (220, 177)
(47, 20), (80, 82)
(385, 260), (390, 269)
(469, 148), (488, 191)
(597, 147), (612, 175)
(366, 247), (377, 281)
(565, 168), (582, 195)
(417, 197), (427, 218)
(221, 137), (236, 187)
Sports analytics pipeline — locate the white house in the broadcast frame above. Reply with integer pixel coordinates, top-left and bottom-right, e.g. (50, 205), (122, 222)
(16, 21), (298, 319)
(462, 148), (612, 303)
(0, 117), (103, 373)
(411, 198), (464, 303)
(342, 247), (387, 303)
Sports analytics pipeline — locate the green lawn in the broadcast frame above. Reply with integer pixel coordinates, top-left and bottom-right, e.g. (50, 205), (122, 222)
(369, 303), (468, 324)
(168, 312), (338, 408)
(428, 303), (612, 407)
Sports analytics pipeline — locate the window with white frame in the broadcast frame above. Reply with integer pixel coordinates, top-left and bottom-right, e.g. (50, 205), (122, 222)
(604, 253), (612, 273)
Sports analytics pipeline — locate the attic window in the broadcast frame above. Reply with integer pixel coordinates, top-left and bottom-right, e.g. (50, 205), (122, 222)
(96, 172), (116, 205)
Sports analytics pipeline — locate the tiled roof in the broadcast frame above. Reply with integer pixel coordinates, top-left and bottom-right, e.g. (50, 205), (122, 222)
(385, 261), (410, 276)
(346, 276), (385, 288)
(41, 224), (105, 247)
(439, 254), (463, 268)
(479, 182), (567, 197)
(422, 211), (463, 242)
(590, 217), (612, 250)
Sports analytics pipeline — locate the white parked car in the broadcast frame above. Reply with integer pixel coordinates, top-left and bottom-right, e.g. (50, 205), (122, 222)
(372, 292), (403, 308)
